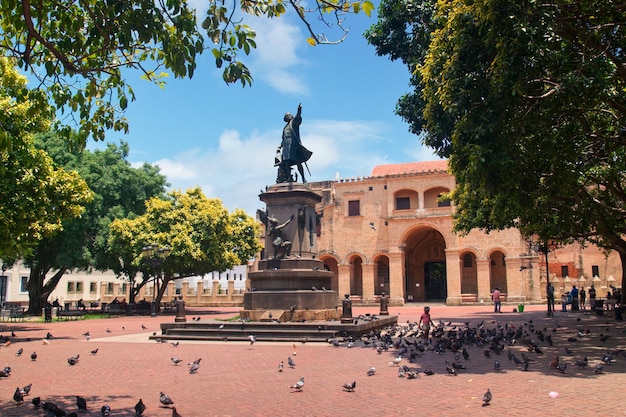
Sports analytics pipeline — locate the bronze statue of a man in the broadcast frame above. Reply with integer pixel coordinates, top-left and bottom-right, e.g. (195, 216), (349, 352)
(275, 103), (312, 183)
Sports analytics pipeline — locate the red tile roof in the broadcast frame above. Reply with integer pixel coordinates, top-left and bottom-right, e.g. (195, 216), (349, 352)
(371, 160), (448, 177)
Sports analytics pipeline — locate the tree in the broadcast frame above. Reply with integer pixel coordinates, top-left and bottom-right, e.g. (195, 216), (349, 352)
(366, 0), (626, 300)
(0, 57), (91, 261)
(107, 187), (260, 308)
(23, 136), (167, 314)
(1, 0), (374, 145)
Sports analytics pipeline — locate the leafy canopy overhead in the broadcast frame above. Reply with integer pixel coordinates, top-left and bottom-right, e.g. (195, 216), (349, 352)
(367, 0), (626, 295)
(0, 0), (374, 146)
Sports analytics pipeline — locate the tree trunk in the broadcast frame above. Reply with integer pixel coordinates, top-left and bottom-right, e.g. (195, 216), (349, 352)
(26, 264), (66, 315)
(619, 251), (626, 305)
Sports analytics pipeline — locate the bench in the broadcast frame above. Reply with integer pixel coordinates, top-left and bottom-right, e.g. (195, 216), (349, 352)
(56, 309), (86, 320)
(1, 306), (25, 322)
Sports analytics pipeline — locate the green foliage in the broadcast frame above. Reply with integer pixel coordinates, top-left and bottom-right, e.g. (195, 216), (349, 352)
(21, 134), (167, 312)
(107, 187), (261, 297)
(368, 0), (626, 293)
(0, 58), (91, 260)
(1, 0), (373, 145)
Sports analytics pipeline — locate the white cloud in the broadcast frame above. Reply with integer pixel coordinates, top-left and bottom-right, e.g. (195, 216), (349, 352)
(149, 118), (397, 216)
(250, 18), (308, 95)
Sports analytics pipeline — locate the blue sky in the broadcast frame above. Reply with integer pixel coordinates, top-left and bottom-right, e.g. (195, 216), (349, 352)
(95, 3), (441, 216)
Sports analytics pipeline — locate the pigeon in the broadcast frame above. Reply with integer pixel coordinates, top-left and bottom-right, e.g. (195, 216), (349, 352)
(389, 355), (402, 366)
(249, 334), (256, 345)
(45, 332), (53, 339)
(90, 348), (99, 355)
(423, 369), (435, 375)
(462, 347), (470, 360)
(494, 360), (501, 371)
(342, 381), (356, 392)
(189, 362), (200, 374)
(171, 341), (180, 347)
(20, 383), (32, 396)
(288, 356), (296, 368)
(82, 331), (90, 337)
(13, 387), (24, 404)
(106, 328), (112, 333)
(218, 324), (225, 329)
(16, 348), (23, 356)
(556, 363), (567, 373)
(141, 324), (147, 330)
(188, 358), (201, 366)
(134, 398), (146, 416)
(445, 360), (457, 376)
(594, 363), (604, 374)
(32, 396), (41, 408)
(172, 406), (182, 417)
(290, 377), (305, 392)
(482, 388), (492, 406)
(101, 405), (111, 416)
(171, 357), (183, 366)
(68, 354), (80, 366)
(42, 339), (50, 345)
(367, 367), (377, 376)
(278, 361), (284, 372)
(76, 396), (87, 412)
(160, 392), (174, 407)
(575, 356), (588, 369)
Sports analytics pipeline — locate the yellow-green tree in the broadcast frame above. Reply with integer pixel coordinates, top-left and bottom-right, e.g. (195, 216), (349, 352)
(0, 58), (92, 260)
(108, 187), (260, 306)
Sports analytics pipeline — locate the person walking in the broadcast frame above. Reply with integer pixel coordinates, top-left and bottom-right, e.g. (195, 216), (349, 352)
(418, 306), (433, 340)
(491, 287), (502, 313)
(579, 287), (586, 311)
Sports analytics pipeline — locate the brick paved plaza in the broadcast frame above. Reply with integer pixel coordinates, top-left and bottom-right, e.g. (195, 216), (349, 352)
(0, 303), (625, 417)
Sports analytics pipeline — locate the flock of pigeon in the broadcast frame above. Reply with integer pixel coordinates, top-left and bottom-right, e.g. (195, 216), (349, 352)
(1, 311), (624, 414)
(311, 313), (624, 407)
(0, 326), (184, 416)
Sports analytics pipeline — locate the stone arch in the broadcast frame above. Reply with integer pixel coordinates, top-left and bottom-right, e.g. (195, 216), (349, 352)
(347, 253), (364, 297)
(401, 226), (447, 302)
(318, 253), (339, 292)
(372, 253), (390, 295)
(488, 249), (508, 294)
(459, 249), (478, 296)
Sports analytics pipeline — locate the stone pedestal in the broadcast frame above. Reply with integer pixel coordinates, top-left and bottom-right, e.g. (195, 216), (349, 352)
(242, 182), (340, 322)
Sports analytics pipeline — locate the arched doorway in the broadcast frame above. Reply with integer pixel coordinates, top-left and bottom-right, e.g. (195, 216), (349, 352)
(374, 255), (390, 295)
(489, 250), (508, 294)
(404, 228), (447, 302)
(349, 255), (363, 297)
(321, 256), (339, 292)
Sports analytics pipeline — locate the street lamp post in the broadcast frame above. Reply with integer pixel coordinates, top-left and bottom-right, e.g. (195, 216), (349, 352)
(141, 244), (171, 317)
(534, 242), (553, 317)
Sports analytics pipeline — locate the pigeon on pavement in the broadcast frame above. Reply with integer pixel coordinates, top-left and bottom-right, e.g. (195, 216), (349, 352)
(160, 392), (174, 407)
(135, 398), (146, 416)
(290, 377), (305, 392)
(482, 389), (492, 406)
(13, 387), (24, 404)
(342, 381), (356, 392)
(76, 396), (87, 412)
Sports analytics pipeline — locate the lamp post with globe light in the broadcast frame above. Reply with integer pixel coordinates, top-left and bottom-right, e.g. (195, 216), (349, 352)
(141, 244), (171, 317)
